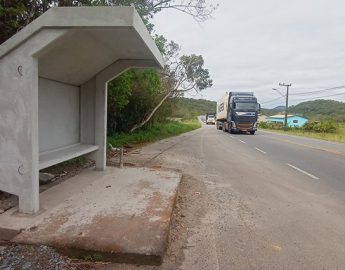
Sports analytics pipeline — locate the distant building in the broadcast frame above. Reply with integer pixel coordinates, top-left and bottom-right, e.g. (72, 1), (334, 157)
(267, 115), (308, 127)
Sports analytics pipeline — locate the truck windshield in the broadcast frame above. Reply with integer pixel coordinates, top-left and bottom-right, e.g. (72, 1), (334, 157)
(208, 115), (215, 118)
(234, 102), (257, 111)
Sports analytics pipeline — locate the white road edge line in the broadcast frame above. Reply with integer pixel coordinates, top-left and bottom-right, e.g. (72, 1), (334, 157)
(286, 163), (320, 180)
(238, 139), (246, 144)
(254, 147), (266, 154)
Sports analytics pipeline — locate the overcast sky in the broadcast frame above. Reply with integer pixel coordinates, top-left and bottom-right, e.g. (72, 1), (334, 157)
(153, 0), (345, 108)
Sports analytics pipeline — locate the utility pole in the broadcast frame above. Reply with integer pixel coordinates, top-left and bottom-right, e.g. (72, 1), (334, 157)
(279, 82), (291, 130)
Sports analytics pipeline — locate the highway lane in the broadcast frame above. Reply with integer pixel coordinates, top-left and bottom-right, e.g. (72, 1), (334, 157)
(199, 126), (345, 269)
(180, 125), (345, 269)
(227, 129), (345, 191)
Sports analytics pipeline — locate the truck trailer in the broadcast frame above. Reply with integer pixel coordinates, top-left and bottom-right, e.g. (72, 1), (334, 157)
(216, 92), (260, 134)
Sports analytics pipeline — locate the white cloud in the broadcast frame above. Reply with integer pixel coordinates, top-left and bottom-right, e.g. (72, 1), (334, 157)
(152, 0), (345, 108)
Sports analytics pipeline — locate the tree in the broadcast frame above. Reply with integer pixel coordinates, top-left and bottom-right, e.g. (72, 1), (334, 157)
(107, 71), (134, 133)
(0, 0), (47, 44)
(129, 45), (212, 132)
(107, 68), (164, 134)
(1, 0), (217, 43)
(108, 0), (217, 22)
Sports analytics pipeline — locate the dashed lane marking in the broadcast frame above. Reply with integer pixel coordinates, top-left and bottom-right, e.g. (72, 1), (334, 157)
(286, 163), (320, 180)
(238, 139), (246, 144)
(260, 132), (345, 157)
(254, 147), (267, 154)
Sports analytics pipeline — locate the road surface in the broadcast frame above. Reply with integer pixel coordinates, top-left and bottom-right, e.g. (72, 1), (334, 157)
(112, 124), (345, 270)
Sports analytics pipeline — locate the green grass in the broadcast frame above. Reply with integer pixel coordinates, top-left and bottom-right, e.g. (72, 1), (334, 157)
(260, 125), (345, 143)
(107, 119), (201, 148)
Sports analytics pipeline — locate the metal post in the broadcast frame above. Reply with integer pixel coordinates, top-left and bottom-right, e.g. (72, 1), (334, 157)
(119, 147), (124, 168)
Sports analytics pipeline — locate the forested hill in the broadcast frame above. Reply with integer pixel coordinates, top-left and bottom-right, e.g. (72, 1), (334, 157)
(289, 100), (345, 122)
(262, 100), (345, 122)
(171, 98), (217, 119)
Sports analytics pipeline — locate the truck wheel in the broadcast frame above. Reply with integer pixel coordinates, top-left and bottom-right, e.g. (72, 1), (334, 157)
(250, 131), (255, 135)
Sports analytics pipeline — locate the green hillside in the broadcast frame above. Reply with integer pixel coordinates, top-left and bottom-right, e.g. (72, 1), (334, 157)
(259, 106), (286, 116)
(171, 97), (216, 119)
(289, 100), (345, 122)
(262, 99), (345, 122)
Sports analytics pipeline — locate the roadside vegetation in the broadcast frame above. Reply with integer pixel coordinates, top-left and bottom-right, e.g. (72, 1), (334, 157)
(108, 119), (201, 147)
(171, 97), (216, 119)
(259, 121), (345, 143)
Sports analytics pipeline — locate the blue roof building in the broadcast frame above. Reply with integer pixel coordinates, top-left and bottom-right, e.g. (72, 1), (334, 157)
(267, 115), (308, 127)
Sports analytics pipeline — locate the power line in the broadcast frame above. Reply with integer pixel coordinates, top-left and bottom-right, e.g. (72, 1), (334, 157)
(260, 96), (285, 105)
(289, 85), (345, 96)
(261, 84), (345, 104)
(289, 92), (345, 102)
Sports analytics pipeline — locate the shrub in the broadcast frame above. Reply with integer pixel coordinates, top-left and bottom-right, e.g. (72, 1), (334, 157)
(302, 120), (338, 133)
(258, 121), (269, 129)
(259, 121), (284, 130)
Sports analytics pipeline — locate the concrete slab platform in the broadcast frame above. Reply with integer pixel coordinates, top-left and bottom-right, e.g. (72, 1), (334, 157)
(0, 167), (181, 265)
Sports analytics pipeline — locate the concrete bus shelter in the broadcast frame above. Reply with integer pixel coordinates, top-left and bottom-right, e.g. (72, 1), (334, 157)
(0, 7), (164, 214)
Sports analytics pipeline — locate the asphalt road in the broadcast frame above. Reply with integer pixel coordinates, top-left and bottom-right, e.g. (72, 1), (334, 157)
(111, 124), (345, 270)
(232, 129), (345, 191)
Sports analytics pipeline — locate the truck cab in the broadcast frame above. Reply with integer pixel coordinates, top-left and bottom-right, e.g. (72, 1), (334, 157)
(206, 113), (216, 125)
(225, 93), (260, 134)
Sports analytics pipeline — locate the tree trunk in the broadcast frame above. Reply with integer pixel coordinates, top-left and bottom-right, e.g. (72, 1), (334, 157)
(129, 90), (172, 133)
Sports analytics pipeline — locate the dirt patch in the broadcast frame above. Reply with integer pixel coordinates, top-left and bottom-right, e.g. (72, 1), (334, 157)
(0, 192), (17, 214)
(39, 158), (95, 192)
(0, 242), (112, 269)
(0, 243), (71, 270)
(159, 174), (208, 269)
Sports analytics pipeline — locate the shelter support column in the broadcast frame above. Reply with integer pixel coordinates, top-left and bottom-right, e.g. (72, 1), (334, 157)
(93, 79), (108, 170)
(19, 166), (39, 214)
(0, 55), (40, 214)
(18, 59), (40, 214)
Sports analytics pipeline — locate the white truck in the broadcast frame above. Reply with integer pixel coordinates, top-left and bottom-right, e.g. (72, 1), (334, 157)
(216, 92), (260, 134)
(205, 113), (216, 125)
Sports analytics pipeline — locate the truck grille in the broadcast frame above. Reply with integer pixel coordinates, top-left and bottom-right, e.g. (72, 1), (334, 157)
(238, 123), (253, 128)
(238, 117), (255, 124)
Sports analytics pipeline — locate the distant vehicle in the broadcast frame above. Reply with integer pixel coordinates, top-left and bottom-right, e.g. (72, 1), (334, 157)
(216, 92), (260, 134)
(206, 113), (216, 125)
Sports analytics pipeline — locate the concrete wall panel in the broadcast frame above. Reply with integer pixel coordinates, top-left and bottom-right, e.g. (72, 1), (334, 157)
(38, 78), (80, 152)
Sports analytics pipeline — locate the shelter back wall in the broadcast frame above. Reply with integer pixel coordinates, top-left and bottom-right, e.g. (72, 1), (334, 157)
(38, 78), (80, 152)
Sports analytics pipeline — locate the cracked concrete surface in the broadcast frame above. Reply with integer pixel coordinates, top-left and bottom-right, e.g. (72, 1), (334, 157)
(0, 167), (181, 265)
